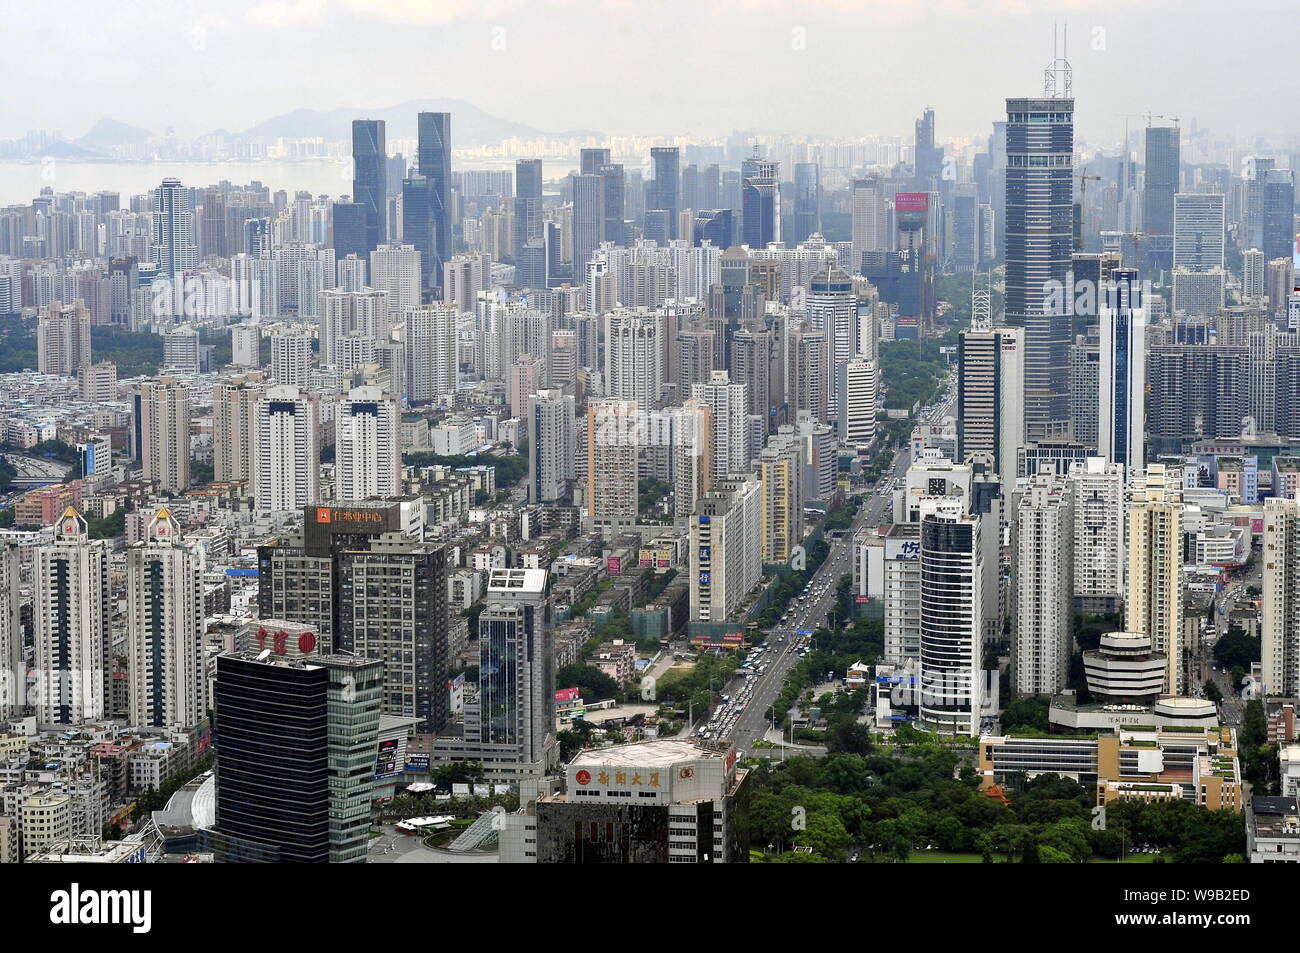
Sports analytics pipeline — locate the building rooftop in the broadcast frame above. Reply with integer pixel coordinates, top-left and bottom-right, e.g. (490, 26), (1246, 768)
(569, 739), (717, 769)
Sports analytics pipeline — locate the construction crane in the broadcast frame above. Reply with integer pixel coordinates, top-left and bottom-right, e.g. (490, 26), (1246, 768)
(1116, 112), (1179, 127)
(1075, 167), (1101, 252)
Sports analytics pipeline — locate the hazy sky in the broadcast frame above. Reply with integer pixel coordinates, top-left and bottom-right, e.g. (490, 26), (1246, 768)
(3, 0), (1297, 147)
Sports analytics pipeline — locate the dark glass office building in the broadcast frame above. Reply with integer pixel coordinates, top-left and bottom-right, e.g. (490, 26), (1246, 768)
(416, 111), (451, 294)
(207, 652), (382, 863)
(351, 119), (387, 254)
(649, 147), (680, 239)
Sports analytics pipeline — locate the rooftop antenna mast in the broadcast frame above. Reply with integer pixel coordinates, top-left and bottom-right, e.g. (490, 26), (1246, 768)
(1044, 23), (1073, 99)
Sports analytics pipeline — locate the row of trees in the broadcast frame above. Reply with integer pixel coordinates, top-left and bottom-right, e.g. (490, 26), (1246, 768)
(749, 749), (1246, 863)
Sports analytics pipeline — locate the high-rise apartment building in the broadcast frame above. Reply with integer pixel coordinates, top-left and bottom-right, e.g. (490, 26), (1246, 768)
(33, 509), (110, 724)
(690, 476), (762, 623)
(255, 385), (321, 511)
(1262, 497), (1300, 697)
(335, 386), (400, 503)
(1013, 475), (1074, 695)
(134, 376), (191, 492)
(1068, 457), (1125, 611)
(37, 299), (91, 376)
(127, 507), (206, 729)
(527, 388), (576, 504)
(1125, 466), (1184, 694)
(957, 325), (1024, 476)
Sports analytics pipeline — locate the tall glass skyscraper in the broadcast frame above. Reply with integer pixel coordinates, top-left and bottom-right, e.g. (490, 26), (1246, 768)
(650, 147), (680, 238)
(416, 111), (450, 294)
(1142, 125), (1180, 239)
(741, 156), (780, 248)
(791, 162), (820, 243)
(351, 119), (387, 255)
(514, 158), (543, 260)
(1005, 96), (1075, 440)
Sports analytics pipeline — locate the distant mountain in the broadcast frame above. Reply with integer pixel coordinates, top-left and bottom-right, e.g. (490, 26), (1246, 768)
(231, 98), (600, 147)
(76, 118), (153, 149)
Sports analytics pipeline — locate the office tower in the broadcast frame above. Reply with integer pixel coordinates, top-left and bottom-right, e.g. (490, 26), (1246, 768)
(476, 568), (557, 776)
(270, 331), (311, 387)
(1005, 96), (1074, 440)
(918, 504), (985, 736)
(331, 201), (366, 263)
(336, 386), (400, 503)
(851, 176), (889, 269)
(37, 299), (92, 376)
(807, 264), (856, 411)
(788, 322), (827, 423)
(1173, 193), (1225, 271)
(1267, 257), (1296, 320)
(416, 111), (451, 293)
(1262, 497), (1300, 697)
(1125, 466), (1183, 694)
(604, 309), (665, 409)
(692, 370), (750, 483)
(587, 400), (640, 527)
(957, 325), (1024, 476)
(1098, 267), (1146, 474)
(199, 188), (226, 259)
(1068, 457), (1125, 610)
(527, 388), (576, 504)
(255, 385), (321, 511)
(126, 507), (206, 728)
(370, 243), (422, 312)
(599, 163), (625, 245)
(1013, 474), (1074, 696)
(580, 147), (611, 175)
(351, 119), (387, 256)
(512, 158), (543, 262)
(33, 509), (110, 724)
(741, 156), (780, 248)
(690, 476), (762, 623)
(151, 177), (198, 282)
(914, 107), (943, 190)
(135, 376), (191, 491)
(523, 740), (750, 864)
(837, 357), (878, 447)
(755, 428), (802, 564)
(730, 326), (774, 419)
(231, 324), (260, 367)
(209, 651), (383, 863)
(403, 303), (458, 402)
(693, 208), (733, 249)
(573, 173), (604, 281)
(339, 538), (448, 732)
(951, 187), (980, 273)
(211, 376), (261, 488)
(401, 173), (435, 296)
(791, 162), (820, 244)
(1142, 125), (1180, 241)
(1260, 169), (1296, 264)
(257, 502), (415, 656)
(649, 147), (680, 238)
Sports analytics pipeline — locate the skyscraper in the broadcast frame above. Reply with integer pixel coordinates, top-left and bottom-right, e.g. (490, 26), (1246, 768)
(151, 177), (198, 282)
(135, 376), (191, 492)
(351, 119), (387, 254)
(1098, 267), (1146, 474)
(476, 568), (557, 776)
(957, 325), (1024, 477)
(1262, 497), (1300, 697)
(741, 156), (780, 248)
(1005, 95), (1074, 440)
(572, 173), (604, 281)
(513, 158), (543, 261)
(33, 509), (110, 725)
(791, 162), (821, 244)
(1013, 474), (1074, 696)
(211, 375), (261, 488)
(527, 388), (576, 504)
(127, 507), (206, 729)
(37, 299), (92, 376)
(209, 651), (383, 863)
(335, 386), (400, 503)
(255, 385), (321, 511)
(415, 111), (451, 295)
(837, 357), (878, 447)
(918, 505), (985, 736)
(1068, 457), (1125, 612)
(649, 147), (680, 239)
(403, 303), (458, 402)
(1125, 466), (1184, 694)
(1142, 125), (1180, 241)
